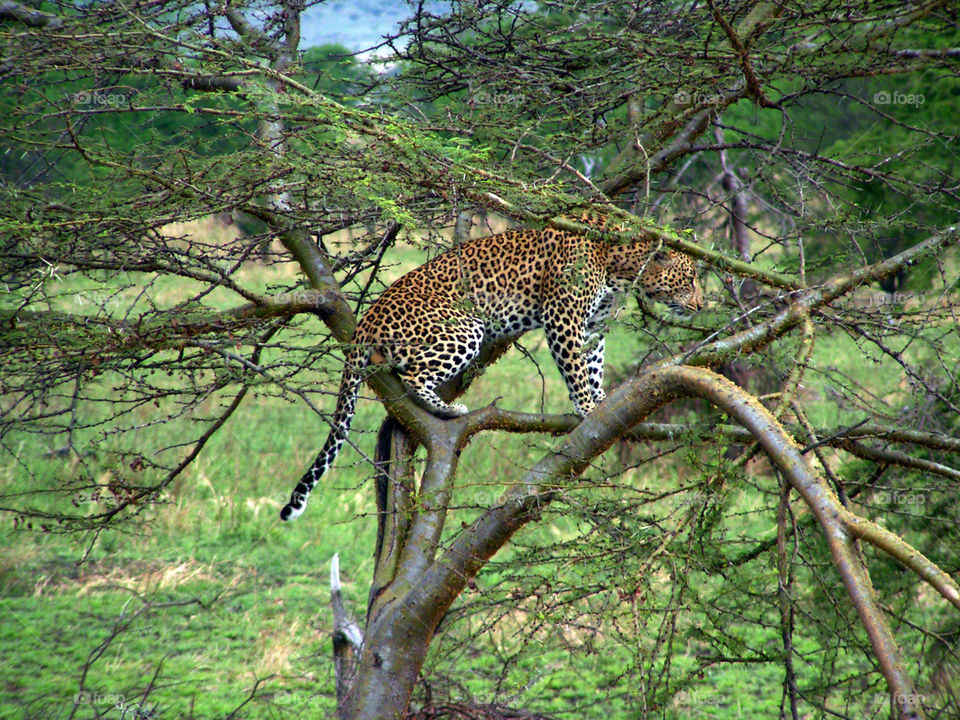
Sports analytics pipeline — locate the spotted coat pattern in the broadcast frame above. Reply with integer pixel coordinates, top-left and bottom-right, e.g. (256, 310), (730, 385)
(280, 224), (704, 520)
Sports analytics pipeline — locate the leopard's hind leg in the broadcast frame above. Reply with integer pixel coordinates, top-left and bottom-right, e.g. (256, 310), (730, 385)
(393, 314), (485, 418)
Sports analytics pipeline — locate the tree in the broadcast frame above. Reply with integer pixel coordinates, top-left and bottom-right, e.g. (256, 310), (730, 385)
(1, 2), (958, 719)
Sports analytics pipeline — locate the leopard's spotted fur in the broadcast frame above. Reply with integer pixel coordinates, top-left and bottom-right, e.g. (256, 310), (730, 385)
(281, 221), (703, 521)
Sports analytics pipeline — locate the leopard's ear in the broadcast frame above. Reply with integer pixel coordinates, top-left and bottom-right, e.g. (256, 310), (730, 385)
(650, 249), (672, 264)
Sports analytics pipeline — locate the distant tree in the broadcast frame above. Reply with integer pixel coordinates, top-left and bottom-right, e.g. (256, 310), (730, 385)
(1, 2), (959, 720)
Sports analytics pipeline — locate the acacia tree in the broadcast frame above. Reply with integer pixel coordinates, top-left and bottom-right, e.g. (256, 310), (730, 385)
(1, 2), (959, 719)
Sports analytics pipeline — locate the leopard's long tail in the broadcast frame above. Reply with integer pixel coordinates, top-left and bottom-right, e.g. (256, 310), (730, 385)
(280, 347), (369, 521)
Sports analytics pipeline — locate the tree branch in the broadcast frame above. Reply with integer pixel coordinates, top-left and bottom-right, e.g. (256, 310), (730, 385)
(675, 226), (959, 368)
(330, 553), (363, 718)
(410, 365), (953, 718)
(706, 0), (774, 108)
(0, 1), (64, 28)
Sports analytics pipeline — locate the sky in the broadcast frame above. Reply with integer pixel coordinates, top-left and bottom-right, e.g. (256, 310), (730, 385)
(299, 1), (417, 52)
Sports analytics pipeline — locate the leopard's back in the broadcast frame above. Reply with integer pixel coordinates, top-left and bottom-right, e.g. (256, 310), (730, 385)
(357, 227), (561, 347)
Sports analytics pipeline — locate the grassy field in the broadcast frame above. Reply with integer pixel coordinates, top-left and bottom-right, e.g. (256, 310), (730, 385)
(0, 218), (941, 719)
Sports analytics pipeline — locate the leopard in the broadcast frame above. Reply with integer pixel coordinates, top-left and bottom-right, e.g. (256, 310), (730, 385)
(280, 219), (703, 521)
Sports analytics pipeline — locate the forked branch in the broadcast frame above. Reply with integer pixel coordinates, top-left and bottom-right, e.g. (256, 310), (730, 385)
(407, 365), (956, 720)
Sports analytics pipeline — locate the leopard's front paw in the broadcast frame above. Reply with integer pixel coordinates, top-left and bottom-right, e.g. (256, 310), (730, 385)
(574, 399), (596, 418)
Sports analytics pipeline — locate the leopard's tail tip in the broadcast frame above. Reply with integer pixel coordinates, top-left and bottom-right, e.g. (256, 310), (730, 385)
(280, 503), (302, 522)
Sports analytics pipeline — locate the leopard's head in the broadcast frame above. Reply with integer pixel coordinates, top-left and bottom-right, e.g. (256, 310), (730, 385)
(638, 249), (704, 315)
